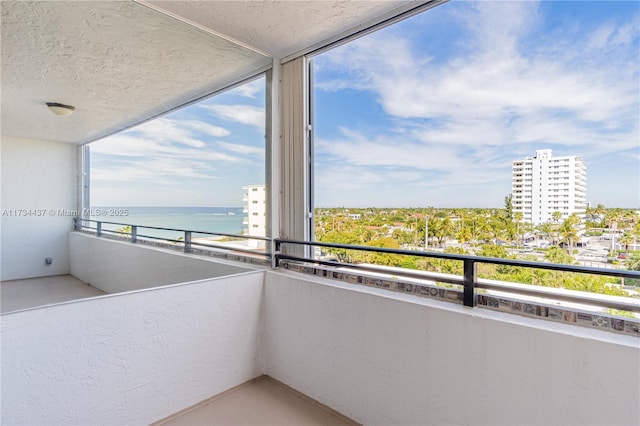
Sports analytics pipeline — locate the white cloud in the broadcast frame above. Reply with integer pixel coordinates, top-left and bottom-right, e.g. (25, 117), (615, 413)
(216, 141), (264, 157)
(90, 81), (267, 206)
(315, 125), (512, 204)
(91, 158), (222, 184)
(89, 116), (249, 187)
(201, 104), (265, 129)
(317, 1), (638, 147)
(227, 78), (264, 99)
(90, 132), (241, 163)
(588, 20), (638, 50)
(317, 129), (463, 172)
(314, 161), (510, 208)
(178, 120), (230, 138)
(91, 117), (231, 153)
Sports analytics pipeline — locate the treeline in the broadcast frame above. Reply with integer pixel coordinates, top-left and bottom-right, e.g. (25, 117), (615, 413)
(314, 204), (640, 296)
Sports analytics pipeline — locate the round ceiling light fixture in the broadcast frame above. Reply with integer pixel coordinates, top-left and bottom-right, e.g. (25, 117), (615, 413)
(46, 102), (75, 116)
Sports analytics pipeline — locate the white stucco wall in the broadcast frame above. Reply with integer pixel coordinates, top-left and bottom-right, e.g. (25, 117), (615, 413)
(1, 271), (265, 425)
(0, 136), (78, 280)
(264, 271), (640, 426)
(3, 266), (638, 425)
(69, 232), (262, 293)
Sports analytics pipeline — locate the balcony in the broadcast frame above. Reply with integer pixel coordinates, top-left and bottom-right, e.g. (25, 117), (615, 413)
(2, 230), (639, 425)
(2, 1), (639, 425)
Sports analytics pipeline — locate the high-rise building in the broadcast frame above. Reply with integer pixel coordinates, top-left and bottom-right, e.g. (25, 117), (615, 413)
(242, 185), (266, 248)
(512, 149), (587, 225)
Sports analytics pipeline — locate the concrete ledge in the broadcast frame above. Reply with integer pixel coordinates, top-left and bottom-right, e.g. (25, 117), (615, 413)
(69, 231), (263, 293)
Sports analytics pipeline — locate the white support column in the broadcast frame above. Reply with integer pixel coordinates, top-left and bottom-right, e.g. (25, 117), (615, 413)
(266, 63), (281, 244)
(280, 57), (310, 255)
(79, 144), (90, 219)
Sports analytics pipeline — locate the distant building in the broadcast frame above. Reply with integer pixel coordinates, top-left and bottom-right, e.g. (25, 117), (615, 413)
(512, 149), (587, 225)
(242, 185), (266, 248)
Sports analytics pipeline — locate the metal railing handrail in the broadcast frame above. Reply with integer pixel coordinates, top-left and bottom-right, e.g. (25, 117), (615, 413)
(71, 219), (640, 312)
(274, 239), (640, 312)
(74, 218), (271, 258)
(75, 218), (271, 241)
(274, 238), (640, 278)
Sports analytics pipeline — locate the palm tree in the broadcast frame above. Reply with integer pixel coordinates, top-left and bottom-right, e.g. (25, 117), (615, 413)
(488, 214), (508, 244)
(504, 193), (513, 221)
(430, 217), (455, 247)
(513, 212), (524, 247)
(451, 208), (467, 239)
(468, 214), (489, 247)
(585, 204), (606, 228)
(536, 221), (554, 244)
(618, 232), (635, 259)
(559, 214), (580, 254)
(551, 211), (563, 246)
(621, 210), (640, 232)
(605, 209), (623, 253)
(634, 223), (640, 243)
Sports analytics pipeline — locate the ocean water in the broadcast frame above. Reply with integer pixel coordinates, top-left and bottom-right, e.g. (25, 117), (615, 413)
(90, 206), (245, 240)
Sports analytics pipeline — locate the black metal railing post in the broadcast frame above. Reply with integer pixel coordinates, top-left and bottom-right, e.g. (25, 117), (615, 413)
(184, 231), (192, 253)
(131, 225), (137, 243)
(96, 221), (102, 237)
(274, 239), (281, 267)
(73, 217), (79, 231)
(463, 259), (477, 307)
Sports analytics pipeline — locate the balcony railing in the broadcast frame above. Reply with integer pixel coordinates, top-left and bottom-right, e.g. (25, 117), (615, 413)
(273, 239), (640, 334)
(73, 218), (271, 262)
(71, 219), (639, 334)
(275, 239), (640, 313)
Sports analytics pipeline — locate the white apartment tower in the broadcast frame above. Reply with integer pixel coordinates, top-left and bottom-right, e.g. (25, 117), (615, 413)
(242, 185), (266, 248)
(512, 149), (587, 225)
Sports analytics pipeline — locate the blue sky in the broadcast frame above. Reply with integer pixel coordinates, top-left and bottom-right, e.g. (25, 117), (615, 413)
(314, 0), (639, 208)
(91, 1), (639, 208)
(90, 78), (266, 207)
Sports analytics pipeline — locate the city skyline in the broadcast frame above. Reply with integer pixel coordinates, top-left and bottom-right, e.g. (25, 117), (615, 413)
(90, 1), (639, 209)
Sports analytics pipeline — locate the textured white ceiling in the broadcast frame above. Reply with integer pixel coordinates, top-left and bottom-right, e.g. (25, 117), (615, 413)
(145, 0), (420, 59)
(1, 1), (270, 144)
(1, 0), (424, 145)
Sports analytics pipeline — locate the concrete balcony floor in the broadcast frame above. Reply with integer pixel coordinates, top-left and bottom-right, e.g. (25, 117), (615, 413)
(0, 274), (106, 313)
(154, 376), (358, 426)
